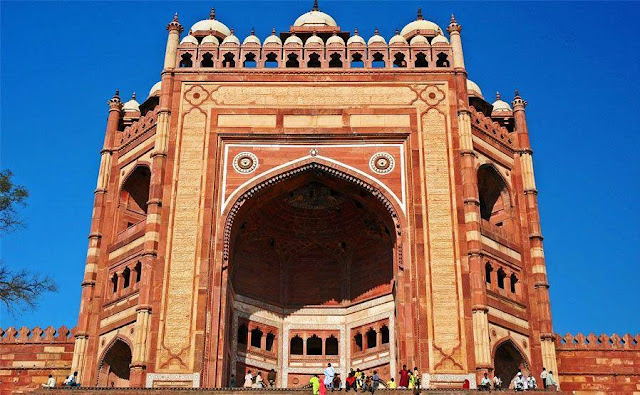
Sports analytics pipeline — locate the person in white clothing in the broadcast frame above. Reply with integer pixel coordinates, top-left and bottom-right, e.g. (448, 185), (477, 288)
(478, 373), (491, 391)
(493, 374), (502, 390)
(243, 370), (254, 388)
(42, 374), (56, 388)
(323, 363), (335, 390)
(253, 371), (265, 388)
(540, 367), (548, 389)
(527, 374), (537, 390)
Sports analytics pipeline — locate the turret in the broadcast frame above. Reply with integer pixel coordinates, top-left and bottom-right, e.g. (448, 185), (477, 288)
(447, 14), (465, 71)
(164, 13), (183, 69)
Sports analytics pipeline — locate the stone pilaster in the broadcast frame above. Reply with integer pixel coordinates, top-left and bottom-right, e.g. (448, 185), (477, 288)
(447, 15), (465, 71)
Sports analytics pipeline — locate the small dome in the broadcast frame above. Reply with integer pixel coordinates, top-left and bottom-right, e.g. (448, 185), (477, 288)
(190, 8), (231, 37)
(492, 93), (512, 112)
(243, 29), (261, 45)
(284, 34), (303, 46)
(347, 29), (366, 46)
(326, 34), (345, 46)
(180, 35), (198, 45)
(148, 81), (162, 97)
(409, 35), (430, 45)
(201, 34), (219, 45)
(123, 94), (140, 113)
(305, 34), (324, 46)
(467, 80), (483, 99)
(400, 8), (442, 38)
(389, 30), (408, 45)
(221, 30), (240, 46)
(294, 10), (337, 27)
(264, 29), (282, 46)
(367, 29), (386, 46)
(431, 34), (449, 45)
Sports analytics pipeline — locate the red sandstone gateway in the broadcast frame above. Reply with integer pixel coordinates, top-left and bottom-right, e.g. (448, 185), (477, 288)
(1, 3), (638, 394)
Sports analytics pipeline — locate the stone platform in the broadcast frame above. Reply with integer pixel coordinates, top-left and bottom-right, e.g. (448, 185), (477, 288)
(33, 389), (563, 395)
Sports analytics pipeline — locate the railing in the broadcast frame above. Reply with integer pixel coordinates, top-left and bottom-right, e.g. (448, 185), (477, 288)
(555, 332), (640, 350)
(0, 326), (76, 343)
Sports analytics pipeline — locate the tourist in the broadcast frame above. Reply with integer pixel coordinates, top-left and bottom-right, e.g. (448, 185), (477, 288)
(540, 367), (547, 389)
(478, 372), (491, 391)
(42, 374), (56, 388)
(412, 367), (421, 389)
(345, 372), (356, 391)
(243, 370), (253, 388)
(399, 364), (410, 388)
(545, 371), (557, 390)
(386, 377), (396, 389)
(229, 373), (236, 388)
(320, 379), (327, 395)
(310, 374), (321, 395)
(371, 370), (380, 393)
(253, 371), (265, 388)
(268, 368), (277, 387)
(332, 372), (342, 391)
(493, 374), (502, 390)
(513, 371), (525, 391)
(407, 370), (417, 390)
(527, 373), (537, 390)
(356, 369), (365, 390)
(63, 371), (79, 387)
(324, 363), (336, 391)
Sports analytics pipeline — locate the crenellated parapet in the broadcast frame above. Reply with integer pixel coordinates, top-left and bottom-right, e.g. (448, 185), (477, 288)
(0, 326), (76, 344)
(555, 332), (640, 350)
(469, 106), (515, 149)
(117, 107), (159, 150)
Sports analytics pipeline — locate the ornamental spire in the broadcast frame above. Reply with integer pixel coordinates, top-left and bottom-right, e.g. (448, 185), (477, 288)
(417, 7), (423, 20)
(166, 12), (183, 33)
(131, 92), (136, 100)
(108, 90), (122, 109)
(210, 7), (215, 19)
(496, 92), (501, 101)
(312, 0), (319, 11)
(272, 27), (276, 35)
(447, 14), (462, 33)
(512, 89), (527, 109)
(374, 27), (379, 35)
(251, 27), (255, 35)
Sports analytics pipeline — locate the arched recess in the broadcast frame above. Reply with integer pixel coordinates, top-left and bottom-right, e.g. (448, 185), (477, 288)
(477, 163), (513, 228)
(492, 338), (530, 389)
(117, 165), (151, 233)
(97, 337), (133, 387)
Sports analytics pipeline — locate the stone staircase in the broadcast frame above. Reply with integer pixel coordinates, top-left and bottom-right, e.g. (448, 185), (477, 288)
(33, 389), (563, 395)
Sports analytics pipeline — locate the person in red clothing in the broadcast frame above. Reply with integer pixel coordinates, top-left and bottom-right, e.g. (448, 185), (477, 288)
(399, 365), (410, 388)
(345, 372), (356, 392)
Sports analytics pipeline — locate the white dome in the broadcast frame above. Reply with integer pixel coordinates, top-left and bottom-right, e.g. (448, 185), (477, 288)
(492, 93), (512, 112)
(367, 30), (387, 46)
(305, 34), (324, 46)
(401, 20), (442, 37)
(243, 32), (261, 45)
(201, 34), (219, 45)
(409, 35), (430, 45)
(431, 34), (449, 45)
(221, 32), (240, 46)
(284, 34), (303, 46)
(326, 34), (345, 46)
(190, 9), (231, 37)
(467, 80), (483, 98)
(293, 10), (337, 27)
(264, 32), (282, 46)
(148, 81), (161, 97)
(389, 31), (408, 45)
(180, 35), (198, 45)
(347, 30), (366, 46)
(123, 94), (140, 112)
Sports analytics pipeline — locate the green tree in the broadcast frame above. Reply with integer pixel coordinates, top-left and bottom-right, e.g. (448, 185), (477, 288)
(0, 170), (57, 312)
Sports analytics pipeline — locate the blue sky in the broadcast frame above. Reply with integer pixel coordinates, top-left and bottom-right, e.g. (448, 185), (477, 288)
(1, 1), (638, 335)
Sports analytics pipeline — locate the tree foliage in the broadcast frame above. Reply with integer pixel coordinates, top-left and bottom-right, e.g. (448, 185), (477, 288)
(0, 169), (57, 312)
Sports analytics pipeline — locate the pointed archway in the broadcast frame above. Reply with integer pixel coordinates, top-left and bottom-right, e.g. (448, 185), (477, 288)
(97, 338), (132, 387)
(493, 339), (528, 389)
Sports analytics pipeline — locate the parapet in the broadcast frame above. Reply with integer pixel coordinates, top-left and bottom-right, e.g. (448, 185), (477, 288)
(0, 326), (76, 344)
(555, 332), (640, 350)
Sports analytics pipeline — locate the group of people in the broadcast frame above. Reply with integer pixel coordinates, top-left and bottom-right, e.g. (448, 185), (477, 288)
(308, 364), (421, 394)
(236, 368), (278, 388)
(40, 371), (80, 388)
(478, 367), (558, 391)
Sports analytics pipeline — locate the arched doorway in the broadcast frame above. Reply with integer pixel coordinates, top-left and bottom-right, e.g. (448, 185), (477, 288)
(493, 340), (528, 389)
(97, 339), (132, 388)
(225, 164), (400, 387)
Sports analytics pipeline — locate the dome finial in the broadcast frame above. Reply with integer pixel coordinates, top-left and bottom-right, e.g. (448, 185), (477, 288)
(272, 27), (276, 35)
(496, 91), (501, 101)
(312, 0), (319, 11)
(132, 92), (136, 100)
(395, 29), (400, 35)
(251, 27), (255, 35)
(514, 89), (521, 99)
(114, 89), (120, 98)
(354, 27), (359, 35)
(417, 6), (423, 20)
(374, 27), (379, 35)
(230, 27), (235, 35)
(209, 7), (215, 20)
(173, 12), (179, 22)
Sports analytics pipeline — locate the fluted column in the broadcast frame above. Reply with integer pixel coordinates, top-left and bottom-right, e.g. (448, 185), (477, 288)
(512, 91), (558, 376)
(72, 91), (122, 382)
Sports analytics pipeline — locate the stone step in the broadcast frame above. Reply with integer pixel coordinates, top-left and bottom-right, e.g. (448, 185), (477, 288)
(33, 389), (564, 395)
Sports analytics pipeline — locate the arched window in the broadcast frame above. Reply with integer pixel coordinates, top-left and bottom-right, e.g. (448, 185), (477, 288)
(119, 166), (150, 231)
(265, 332), (275, 351)
(510, 273), (518, 294)
(485, 262), (493, 284)
(201, 52), (214, 67)
(265, 52), (278, 68)
(329, 53), (343, 68)
(415, 52), (428, 67)
(393, 53), (406, 68)
(325, 335), (338, 355)
(350, 53), (364, 68)
(250, 328), (263, 348)
(307, 334), (322, 355)
(111, 273), (118, 294)
(134, 262), (141, 283)
(122, 267), (130, 289)
(371, 52), (385, 68)
(436, 52), (450, 67)
(179, 53), (193, 68)
(286, 53), (299, 68)
(237, 324), (248, 345)
(380, 325), (390, 344)
(243, 53), (257, 68)
(290, 335), (303, 355)
(366, 328), (377, 349)
(478, 165), (510, 226)
(354, 333), (363, 352)
(222, 52), (236, 68)
(307, 53), (321, 68)
(497, 268), (506, 289)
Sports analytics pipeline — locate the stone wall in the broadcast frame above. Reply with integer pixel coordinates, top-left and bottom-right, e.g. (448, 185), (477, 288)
(555, 332), (640, 393)
(0, 326), (76, 394)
